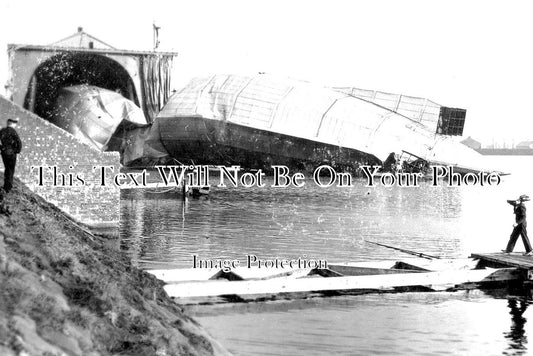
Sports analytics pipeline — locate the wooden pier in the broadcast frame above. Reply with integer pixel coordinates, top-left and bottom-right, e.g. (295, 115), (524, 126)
(471, 252), (533, 278)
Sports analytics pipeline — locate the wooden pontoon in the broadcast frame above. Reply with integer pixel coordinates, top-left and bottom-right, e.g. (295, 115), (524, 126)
(148, 256), (525, 304)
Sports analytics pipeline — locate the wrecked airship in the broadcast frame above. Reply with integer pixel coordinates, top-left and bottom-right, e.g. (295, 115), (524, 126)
(124, 74), (485, 174)
(46, 74), (487, 174)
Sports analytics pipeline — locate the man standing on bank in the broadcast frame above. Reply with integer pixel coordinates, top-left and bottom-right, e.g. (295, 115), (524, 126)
(0, 118), (22, 193)
(503, 194), (532, 256)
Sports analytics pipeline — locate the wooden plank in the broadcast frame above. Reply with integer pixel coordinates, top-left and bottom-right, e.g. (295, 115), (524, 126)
(332, 258), (478, 272)
(471, 252), (533, 269)
(326, 265), (425, 276)
(163, 268), (519, 298)
(149, 267), (312, 283)
(149, 258), (478, 283)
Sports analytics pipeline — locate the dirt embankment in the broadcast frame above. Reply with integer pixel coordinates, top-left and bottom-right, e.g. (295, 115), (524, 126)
(0, 179), (230, 356)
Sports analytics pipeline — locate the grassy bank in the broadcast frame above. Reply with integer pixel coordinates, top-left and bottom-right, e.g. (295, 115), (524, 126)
(0, 179), (229, 355)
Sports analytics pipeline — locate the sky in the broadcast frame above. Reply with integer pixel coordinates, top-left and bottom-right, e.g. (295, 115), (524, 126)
(0, 0), (532, 146)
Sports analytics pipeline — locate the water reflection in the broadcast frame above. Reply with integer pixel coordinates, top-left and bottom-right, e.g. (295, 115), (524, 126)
(505, 297), (529, 354)
(118, 157), (533, 354)
(120, 178), (471, 269)
(190, 289), (531, 356)
(119, 165), (533, 270)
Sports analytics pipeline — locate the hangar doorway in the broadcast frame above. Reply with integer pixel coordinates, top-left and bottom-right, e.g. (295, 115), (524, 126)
(24, 52), (139, 121)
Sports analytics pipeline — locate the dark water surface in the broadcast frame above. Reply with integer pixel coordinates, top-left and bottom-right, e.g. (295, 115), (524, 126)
(120, 156), (533, 355)
(188, 290), (532, 356)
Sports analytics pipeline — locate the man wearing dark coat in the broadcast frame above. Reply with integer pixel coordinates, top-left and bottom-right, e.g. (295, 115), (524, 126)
(503, 194), (532, 255)
(0, 118), (22, 193)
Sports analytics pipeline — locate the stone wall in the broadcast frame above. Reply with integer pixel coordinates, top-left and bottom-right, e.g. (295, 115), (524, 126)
(0, 95), (120, 228)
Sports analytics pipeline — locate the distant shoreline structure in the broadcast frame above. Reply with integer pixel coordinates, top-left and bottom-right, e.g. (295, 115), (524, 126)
(476, 148), (533, 156)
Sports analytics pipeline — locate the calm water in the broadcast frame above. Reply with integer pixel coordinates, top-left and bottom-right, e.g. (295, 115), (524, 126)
(120, 156), (533, 355)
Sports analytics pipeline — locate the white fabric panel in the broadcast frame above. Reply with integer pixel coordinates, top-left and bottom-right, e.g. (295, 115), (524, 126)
(52, 84), (147, 150)
(334, 87), (443, 131)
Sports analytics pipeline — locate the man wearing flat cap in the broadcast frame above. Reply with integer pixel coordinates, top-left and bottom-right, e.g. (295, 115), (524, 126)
(0, 118), (22, 193)
(503, 194), (532, 255)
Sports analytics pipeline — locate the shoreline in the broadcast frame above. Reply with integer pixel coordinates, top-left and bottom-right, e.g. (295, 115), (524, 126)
(0, 178), (229, 355)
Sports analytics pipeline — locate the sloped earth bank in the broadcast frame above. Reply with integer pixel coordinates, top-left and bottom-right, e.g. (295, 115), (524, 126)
(0, 179), (229, 356)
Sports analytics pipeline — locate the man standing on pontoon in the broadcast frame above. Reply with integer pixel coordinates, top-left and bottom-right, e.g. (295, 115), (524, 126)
(503, 194), (532, 256)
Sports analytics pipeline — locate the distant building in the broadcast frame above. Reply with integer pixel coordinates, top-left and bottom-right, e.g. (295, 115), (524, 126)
(476, 139), (533, 156)
(516, 141), (533, 149)
(461, 136), (481, 150)
(333, 87), (466, 136)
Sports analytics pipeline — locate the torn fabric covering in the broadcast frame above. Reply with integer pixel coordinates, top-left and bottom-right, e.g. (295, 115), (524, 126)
(140, 54), (174, 123)
(51, 84), (148, 150)
(122, 119), (169, 165)
(158, 74), (486, 170)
